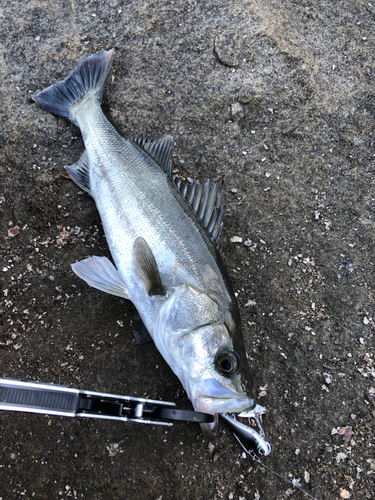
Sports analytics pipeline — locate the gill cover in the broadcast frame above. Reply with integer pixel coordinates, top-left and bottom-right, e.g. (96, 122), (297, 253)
(154, 283), (220, 366)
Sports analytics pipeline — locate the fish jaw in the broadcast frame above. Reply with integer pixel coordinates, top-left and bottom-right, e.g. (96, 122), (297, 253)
(191, 378), (255, 415)
(192, 378), (255, 442)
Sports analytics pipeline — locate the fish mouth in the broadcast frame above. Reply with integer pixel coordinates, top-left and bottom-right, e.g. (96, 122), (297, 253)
(195, 396), (255, 414)
(193, 378), (255, 414)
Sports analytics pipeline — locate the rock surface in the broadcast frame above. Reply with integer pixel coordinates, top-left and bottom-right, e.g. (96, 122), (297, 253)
(1, 0), (375, 499)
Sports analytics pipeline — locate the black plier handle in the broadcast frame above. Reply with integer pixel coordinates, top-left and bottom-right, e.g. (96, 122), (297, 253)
(0, 378), (214, 426)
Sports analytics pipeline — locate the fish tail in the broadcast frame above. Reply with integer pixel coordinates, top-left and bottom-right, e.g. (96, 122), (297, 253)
(32, 49), (114, 126)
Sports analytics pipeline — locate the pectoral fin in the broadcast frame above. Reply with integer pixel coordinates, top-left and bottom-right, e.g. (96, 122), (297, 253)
(72, 256), (129, 298)
(132, 237), (164, 297)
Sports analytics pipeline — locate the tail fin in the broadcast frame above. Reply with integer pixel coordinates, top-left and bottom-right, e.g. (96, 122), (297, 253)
(32, 49), (115, 125)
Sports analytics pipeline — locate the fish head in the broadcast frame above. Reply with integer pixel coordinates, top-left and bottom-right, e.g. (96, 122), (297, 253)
(154, 283), (255, 416)
(181, 323), (255, 415)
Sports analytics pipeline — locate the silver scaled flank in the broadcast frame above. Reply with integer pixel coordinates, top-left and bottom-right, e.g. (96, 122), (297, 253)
(32, 50), (256, 438)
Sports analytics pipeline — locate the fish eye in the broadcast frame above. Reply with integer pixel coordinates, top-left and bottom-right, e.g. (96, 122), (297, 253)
(215, 350), (238, 376)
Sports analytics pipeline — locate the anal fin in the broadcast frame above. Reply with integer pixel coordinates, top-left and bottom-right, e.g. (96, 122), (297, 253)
(65, 151), (91, 195)
(132, 237), (164, 297)
(72, 256), (129, 298)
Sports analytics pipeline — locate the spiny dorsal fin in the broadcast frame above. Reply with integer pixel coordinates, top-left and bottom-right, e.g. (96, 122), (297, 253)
(130, 136), (174, 177)
(173, 177), (226, 249)
(132, 237), (164, 296)
(130, 135), (225, 248)
(65, 150), (91, 195)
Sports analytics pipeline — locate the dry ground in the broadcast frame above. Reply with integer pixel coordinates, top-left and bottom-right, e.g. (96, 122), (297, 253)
(1, 1), (375, 499)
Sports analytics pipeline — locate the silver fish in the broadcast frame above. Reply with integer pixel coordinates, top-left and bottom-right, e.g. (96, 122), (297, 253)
(32, 50), (255, 434)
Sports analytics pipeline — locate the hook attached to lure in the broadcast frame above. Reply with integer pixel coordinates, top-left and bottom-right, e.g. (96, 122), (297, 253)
(220, 412), (271, 456)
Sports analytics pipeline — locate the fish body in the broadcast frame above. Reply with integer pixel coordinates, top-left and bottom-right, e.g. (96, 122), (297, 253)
(33, 50), (255, 423)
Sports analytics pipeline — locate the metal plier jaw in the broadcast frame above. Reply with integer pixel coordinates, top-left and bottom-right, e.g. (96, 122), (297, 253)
(0, 378), (214, 426)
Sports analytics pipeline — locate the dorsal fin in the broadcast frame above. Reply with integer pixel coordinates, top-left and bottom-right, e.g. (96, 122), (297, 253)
(130, 135), (225, 248)
(173, 177), (226, 249)
(130, 135), (174, 177)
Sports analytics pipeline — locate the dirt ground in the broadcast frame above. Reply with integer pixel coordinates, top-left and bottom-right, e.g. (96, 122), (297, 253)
(1, 0), (375, 499)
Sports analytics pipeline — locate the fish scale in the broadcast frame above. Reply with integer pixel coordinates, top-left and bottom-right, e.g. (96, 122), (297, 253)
(76, 102), (222, 299)
(32, 49), (256, 439)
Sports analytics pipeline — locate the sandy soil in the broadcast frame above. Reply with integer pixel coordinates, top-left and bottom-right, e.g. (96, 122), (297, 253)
(1, 1), (375, 499)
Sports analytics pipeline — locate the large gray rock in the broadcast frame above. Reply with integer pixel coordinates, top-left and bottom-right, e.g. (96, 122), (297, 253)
(1, 1), (374, 498)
